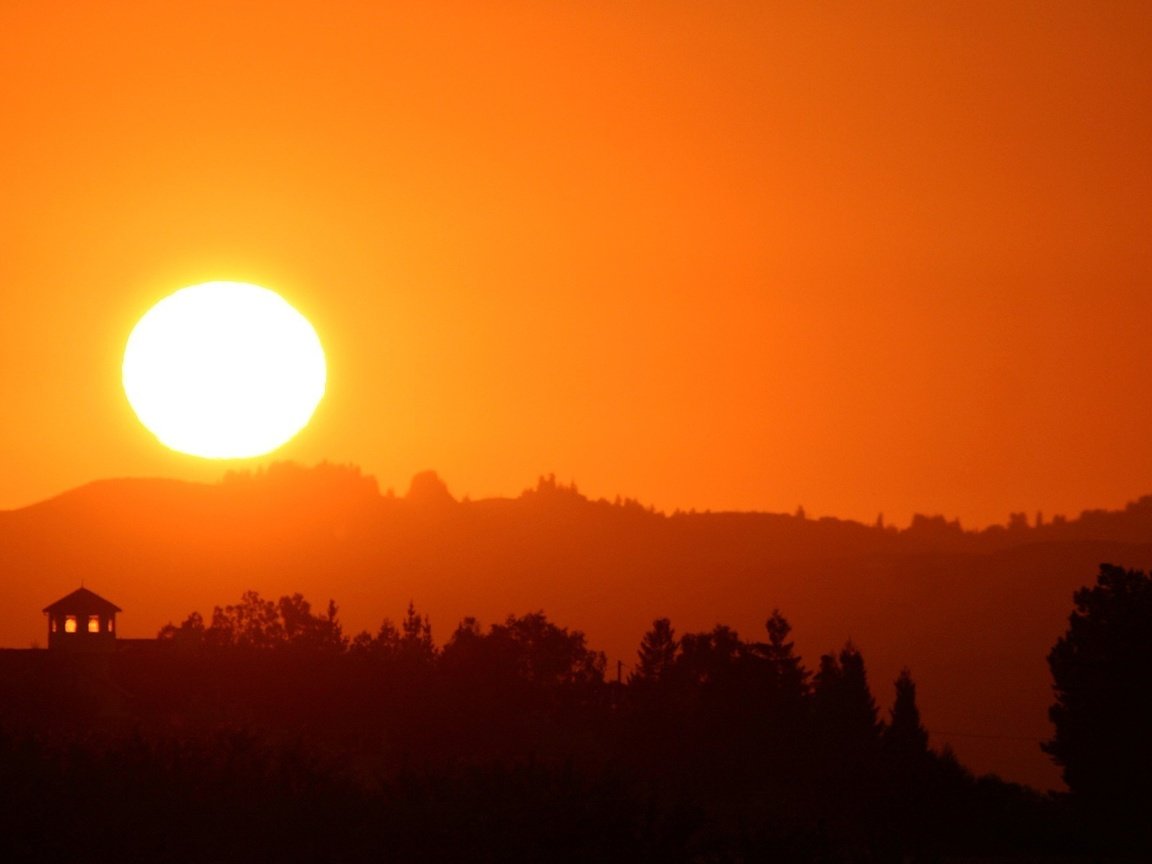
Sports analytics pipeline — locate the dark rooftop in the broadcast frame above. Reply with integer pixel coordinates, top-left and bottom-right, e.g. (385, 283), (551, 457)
(42, 587), (122, 615)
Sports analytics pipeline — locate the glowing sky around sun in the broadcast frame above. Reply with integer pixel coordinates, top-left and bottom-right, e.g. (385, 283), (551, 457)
(2, 1), (1151, 527)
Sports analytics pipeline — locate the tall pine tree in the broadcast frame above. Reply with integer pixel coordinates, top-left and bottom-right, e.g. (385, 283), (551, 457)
(630, 618), (679, 685)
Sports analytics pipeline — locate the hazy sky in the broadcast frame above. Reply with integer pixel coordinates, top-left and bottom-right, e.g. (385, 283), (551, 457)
(3, 1), (1150, 527)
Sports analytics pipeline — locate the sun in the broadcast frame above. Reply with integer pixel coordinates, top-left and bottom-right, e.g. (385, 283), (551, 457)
(122, 281), (327, 459)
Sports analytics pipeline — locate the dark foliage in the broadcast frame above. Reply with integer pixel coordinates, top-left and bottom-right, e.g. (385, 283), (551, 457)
(0, 589), (1096, 862)
(1045, 563), (1152, 852)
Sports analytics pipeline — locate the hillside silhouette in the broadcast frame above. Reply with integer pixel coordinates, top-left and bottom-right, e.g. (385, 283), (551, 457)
(5, 462), (1152, 790)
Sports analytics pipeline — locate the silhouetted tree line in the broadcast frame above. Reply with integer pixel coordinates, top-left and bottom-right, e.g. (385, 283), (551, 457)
(3, 565), (1149, 862)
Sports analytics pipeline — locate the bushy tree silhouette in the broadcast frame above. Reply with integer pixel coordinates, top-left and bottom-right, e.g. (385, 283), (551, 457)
(1044, 563), (1152, 846)
(677, 624), (743, 688)
(486, 611), (605, 688)
(160, 590), (346, 651)
(277, 594), (345, 651)
(157, 609), (205, 646)
(212, 590), (283, 648)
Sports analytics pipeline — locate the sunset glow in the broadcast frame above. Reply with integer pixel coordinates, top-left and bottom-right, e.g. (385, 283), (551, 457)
(4, 4), (1152, 830)
(122, 282), (326, 459)
(2, 4), (1150, 524)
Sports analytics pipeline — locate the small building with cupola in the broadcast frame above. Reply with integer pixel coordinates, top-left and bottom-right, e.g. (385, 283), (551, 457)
(42, 587), (121, 652)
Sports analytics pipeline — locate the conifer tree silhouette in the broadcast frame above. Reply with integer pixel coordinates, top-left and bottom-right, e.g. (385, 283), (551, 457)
(884, 668), (928, 755)
(814, 643), (881, 746)
(630, 618), (678, 685)
(748, 609), (809, 700)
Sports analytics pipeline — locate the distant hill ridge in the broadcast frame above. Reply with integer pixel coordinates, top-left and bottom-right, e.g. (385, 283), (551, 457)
(17, 461), (1152, 550)
(4, 461), (1152, 791)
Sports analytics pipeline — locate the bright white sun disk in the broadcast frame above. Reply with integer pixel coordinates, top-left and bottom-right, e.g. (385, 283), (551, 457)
(122, 281), (326, 459)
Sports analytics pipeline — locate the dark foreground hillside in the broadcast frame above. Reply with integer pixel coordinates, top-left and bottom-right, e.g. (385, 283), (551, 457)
(3, 589), (1145, 863)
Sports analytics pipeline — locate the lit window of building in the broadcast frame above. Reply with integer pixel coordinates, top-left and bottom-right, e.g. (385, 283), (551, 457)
(88, 615), (101, 633)
(64, 615), (77, 633)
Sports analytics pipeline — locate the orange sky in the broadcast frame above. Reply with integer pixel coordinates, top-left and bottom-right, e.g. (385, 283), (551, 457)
(2, 1), (1151, 528)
